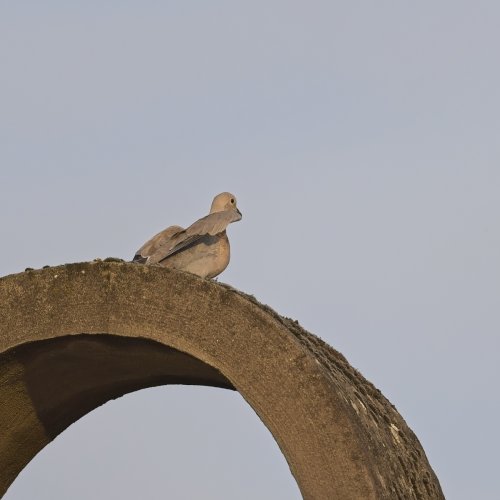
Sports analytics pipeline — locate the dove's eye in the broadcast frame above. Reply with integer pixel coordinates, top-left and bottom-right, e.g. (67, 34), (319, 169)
(230, 198), (235, 204)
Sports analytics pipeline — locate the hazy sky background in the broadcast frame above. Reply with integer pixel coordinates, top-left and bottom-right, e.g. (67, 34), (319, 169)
(1, 2), (499, 499)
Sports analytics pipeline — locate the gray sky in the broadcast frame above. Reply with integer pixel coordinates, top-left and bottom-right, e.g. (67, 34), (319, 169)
(1, 2), (499, 499)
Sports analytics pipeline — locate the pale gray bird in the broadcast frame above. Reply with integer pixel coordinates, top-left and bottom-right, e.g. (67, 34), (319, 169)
(133, 192), (242, 279)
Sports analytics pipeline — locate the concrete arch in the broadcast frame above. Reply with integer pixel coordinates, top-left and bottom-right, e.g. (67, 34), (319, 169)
(0, 261), (444, 499)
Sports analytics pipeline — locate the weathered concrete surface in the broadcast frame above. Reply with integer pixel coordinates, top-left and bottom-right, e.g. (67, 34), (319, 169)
(0, 261), (444, 499)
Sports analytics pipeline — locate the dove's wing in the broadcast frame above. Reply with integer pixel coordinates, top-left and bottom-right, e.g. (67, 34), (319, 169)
(133, 225), (184, 262)
(149, 209), (241, 264)
(185, 209), (242, 237)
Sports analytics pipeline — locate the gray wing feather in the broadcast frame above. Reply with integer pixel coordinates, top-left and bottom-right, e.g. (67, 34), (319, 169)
(147, 210), (241, 264)
(133, 225), (183, 261)
(184, 210), (241, 237)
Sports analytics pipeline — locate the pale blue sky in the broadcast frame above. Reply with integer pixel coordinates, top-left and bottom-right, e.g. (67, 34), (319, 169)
(1, 2), (499, 499)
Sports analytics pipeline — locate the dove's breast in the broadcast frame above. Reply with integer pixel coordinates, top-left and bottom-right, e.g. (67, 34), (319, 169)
(159, 232), (230, 279)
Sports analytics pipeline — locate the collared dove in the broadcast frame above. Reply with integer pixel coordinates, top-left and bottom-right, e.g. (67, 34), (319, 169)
(133, 192), (242, 279)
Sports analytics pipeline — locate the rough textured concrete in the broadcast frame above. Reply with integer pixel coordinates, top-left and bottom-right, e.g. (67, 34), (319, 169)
(0, 261), (444, 499)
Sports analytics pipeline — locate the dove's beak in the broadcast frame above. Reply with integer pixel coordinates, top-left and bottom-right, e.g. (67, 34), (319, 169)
(236, 208), (242, 218)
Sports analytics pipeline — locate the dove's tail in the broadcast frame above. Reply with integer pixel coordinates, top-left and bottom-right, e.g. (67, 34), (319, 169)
(132, 254), (147, 264)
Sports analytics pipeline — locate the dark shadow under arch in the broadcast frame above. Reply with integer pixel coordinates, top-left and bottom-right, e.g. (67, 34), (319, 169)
(0, 261), (444, 499)
(8, 334), (233, 440)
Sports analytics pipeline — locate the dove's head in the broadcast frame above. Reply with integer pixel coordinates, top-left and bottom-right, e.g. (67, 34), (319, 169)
(210, 192), (242, 218)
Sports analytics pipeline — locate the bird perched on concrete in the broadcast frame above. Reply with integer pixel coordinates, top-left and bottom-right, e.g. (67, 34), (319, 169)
(133, 192), (242, 279)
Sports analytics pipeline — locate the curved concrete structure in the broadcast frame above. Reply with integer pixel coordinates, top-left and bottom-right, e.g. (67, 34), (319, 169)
(0, 261), (444, 499)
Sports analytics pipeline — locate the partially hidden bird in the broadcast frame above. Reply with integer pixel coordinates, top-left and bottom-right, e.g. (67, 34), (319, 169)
(133, 192), (242, 279)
